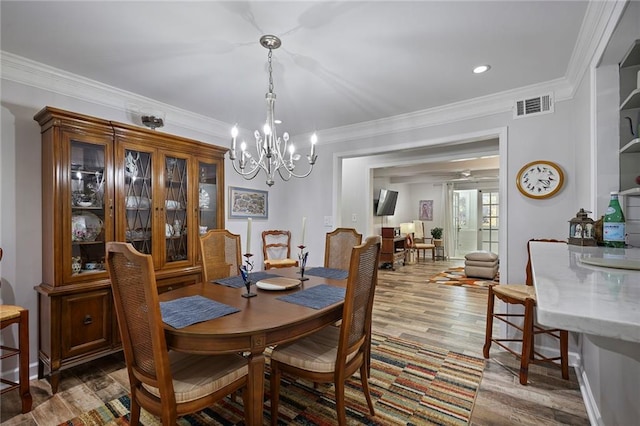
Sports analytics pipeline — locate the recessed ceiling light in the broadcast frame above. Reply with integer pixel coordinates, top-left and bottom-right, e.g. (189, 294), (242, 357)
(473, 65), (491, 74)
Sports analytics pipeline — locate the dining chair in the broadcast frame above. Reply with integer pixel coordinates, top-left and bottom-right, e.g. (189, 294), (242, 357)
(0, 247), (32, 413)
(483, 238), (569, 385)
(0, 304), (32, 414)
(269, 235), (381, 426)
(199, 229), (242, 282)
(262, 230), (299, 269)
(324, 227), (362, 270)
(106, 242), (249, 425)
(411, 220), (435, 261)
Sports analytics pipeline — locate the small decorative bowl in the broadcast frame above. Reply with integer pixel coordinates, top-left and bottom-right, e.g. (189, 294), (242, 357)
(78, 201), (93, 207)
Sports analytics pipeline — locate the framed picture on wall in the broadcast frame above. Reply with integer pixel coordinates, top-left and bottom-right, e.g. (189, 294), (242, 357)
(419, 200), (433, 221)
(228, 186), (268, 219)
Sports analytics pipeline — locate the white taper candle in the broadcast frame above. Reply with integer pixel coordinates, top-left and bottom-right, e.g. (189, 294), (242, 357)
(246, 218), (252, 254)
(231, 125), (238, 152)
(301, 216), (307, 246)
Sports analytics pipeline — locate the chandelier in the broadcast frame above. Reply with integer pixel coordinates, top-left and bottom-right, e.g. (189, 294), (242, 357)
(229, 35), (317, 186)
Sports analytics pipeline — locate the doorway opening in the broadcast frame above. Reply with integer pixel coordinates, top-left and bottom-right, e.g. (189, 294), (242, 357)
(334, 127), (508, 272)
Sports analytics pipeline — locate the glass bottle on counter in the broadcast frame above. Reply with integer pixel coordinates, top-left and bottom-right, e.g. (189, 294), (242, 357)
(603, 192), (625, 248)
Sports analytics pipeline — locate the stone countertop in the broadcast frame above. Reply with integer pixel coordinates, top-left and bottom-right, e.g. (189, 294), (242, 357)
(530, 241), (640, 343)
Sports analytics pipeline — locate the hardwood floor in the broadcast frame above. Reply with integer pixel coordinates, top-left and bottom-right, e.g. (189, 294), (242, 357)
(1, 259), (589, 425)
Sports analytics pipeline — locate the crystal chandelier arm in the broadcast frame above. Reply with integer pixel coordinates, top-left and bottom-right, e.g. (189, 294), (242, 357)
(276, 162), (315, 181)
(231, 159), (263, 181)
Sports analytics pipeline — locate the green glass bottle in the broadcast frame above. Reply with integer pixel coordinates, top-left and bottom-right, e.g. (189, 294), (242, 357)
(603, 192), (625, 248)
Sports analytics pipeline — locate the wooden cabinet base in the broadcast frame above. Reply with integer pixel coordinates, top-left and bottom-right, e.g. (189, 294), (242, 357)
(38, 346), (122, 393)
(36, 271), (198, 393)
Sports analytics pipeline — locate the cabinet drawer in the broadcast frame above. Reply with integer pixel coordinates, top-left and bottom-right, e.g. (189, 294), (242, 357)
(61, 290), (112, 359)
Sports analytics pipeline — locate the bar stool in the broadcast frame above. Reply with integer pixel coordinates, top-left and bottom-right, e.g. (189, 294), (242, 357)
(0, 304), (33, 413)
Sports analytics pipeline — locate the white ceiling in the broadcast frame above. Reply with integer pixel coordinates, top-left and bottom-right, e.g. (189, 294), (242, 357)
(0, 1), (590, 182)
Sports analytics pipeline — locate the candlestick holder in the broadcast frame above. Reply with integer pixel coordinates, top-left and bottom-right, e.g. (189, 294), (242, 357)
(240, 253), (257, 298)
(297, 245), (309, 282)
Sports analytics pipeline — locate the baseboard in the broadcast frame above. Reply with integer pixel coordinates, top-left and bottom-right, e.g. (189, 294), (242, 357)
(575, 362), (603, 426)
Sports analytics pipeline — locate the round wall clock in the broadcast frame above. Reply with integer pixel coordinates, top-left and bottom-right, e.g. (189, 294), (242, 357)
(516, 160), (564, 199)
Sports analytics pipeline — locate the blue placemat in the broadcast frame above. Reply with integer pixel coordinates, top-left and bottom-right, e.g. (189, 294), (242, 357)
(160, 295), (239, 329)
(305, 267), (348, 280)
(213, 272), (280, 288)
(277, 284), (346, 310)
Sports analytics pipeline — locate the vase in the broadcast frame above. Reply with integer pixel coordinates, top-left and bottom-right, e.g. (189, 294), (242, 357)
(72, 257), (82, 274)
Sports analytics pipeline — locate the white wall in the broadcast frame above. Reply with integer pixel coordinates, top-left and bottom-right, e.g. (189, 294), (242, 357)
(332, 105), (579, 285)
(409, 182), (444, 233)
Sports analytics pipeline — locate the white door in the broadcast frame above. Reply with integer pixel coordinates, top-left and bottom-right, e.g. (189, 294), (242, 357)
(452, 188), (499, 258)
(453, 189), (478, 258)
(480, 189), (499, 253)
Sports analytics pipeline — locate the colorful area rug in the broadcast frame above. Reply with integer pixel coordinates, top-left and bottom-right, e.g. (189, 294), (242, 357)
(59, 334), (484, 426)
(426, 267), (499, 288)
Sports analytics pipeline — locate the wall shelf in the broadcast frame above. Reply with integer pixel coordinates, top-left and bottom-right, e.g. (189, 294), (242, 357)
(620, 138), (640, 153)
(619, 39), (640, 193)
(620, 39), (640, 68)
(620, 88), (640, 110)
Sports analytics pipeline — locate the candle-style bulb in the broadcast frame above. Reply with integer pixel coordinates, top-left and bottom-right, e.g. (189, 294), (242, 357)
(310, 133), (317, 161)
(230, 125), (238, 159)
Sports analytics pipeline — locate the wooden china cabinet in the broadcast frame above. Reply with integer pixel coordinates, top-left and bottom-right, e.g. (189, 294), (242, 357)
(34, 107), (226, 392)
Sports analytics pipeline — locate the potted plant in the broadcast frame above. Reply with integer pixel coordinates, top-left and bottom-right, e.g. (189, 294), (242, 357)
(430, 227), (443, 246)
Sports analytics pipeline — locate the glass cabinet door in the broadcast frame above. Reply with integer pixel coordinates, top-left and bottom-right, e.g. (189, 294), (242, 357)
(69, 140), (109, 280)
(198, 161), (218, 234)
(164, 154), (189, 263)
(123, 148), (153, 255)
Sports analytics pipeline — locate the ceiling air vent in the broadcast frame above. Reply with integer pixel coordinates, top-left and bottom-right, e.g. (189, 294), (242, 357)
(513, 93), (554, 119)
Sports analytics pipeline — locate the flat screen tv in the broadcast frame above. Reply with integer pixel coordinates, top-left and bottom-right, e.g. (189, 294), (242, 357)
(375, 189), (398, 216)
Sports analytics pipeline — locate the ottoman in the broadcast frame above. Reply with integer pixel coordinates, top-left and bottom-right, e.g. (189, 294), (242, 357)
(464, 251), (499, 279)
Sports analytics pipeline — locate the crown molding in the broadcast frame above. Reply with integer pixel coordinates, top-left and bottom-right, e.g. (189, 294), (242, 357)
(0, 51), (231, 139)
(315, 2), (619, 146)
(2, 1), (611, 148)
(564, 0), (626, 97)
(315, 77), (573, 145)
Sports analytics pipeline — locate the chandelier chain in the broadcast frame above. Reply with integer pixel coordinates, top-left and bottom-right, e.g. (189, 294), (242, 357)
(268, 49), (274, 94)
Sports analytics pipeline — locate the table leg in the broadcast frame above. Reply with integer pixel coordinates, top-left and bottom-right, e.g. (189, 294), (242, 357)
(246, 351), (265, 426)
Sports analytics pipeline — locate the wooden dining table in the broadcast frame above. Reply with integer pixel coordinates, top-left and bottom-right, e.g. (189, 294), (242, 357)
(158, 267), (347, 426)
